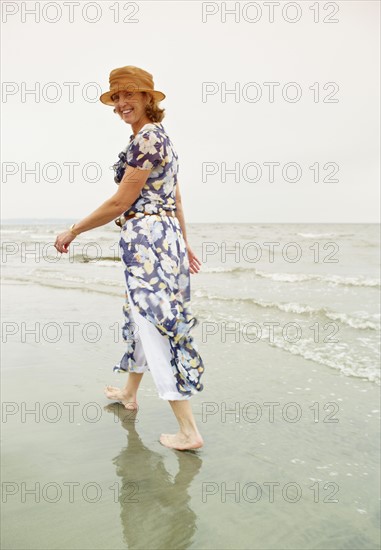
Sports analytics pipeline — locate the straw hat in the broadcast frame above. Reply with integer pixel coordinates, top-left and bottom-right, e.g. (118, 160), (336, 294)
(99, 65), (166, 106)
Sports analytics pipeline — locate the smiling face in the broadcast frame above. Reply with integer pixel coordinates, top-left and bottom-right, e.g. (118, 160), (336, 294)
(112, 90), (151, 126)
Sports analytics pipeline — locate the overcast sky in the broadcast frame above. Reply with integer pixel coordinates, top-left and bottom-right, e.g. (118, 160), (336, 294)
(1, 0), (379, 223)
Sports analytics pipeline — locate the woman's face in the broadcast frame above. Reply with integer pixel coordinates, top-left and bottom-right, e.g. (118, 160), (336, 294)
(112, 90), (148, 124)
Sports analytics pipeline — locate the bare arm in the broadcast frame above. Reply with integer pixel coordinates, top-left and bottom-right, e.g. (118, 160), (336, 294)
(175, 180), (189, 245)
(74, 166), (151, 235)
(54, 165), (150, 253)
(175, 180), (202, 274)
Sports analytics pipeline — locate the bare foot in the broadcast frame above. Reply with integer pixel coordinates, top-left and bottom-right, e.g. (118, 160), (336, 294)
(159, 432), (204, 451)
(104, 385), (138, 411)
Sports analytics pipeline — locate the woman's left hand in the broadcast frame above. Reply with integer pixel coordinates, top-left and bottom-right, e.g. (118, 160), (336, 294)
(54, 230), (76, 254)
(187, 245), (202, 274)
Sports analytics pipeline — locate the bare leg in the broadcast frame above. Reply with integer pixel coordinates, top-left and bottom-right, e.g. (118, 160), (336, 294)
(104, 372), (144, 410)
(160, 400), (204, 451)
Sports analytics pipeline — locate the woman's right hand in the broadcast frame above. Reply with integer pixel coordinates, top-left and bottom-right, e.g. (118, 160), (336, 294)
(186, 245), (202, 274)
(54, 230), (76, 254)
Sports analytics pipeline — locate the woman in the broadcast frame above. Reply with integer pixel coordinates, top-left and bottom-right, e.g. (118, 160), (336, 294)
(54, 66), (205, 451)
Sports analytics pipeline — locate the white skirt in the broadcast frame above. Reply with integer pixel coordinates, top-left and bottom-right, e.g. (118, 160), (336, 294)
(124, 284), (191, 401)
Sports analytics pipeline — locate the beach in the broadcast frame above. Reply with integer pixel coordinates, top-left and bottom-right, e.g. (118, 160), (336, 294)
(1, 221), (380, 549)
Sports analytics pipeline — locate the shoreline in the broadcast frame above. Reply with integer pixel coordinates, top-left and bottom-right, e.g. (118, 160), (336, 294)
(1, 281), (380, 549)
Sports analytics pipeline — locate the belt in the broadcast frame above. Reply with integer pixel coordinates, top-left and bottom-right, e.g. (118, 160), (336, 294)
(115, 210), (176, 227)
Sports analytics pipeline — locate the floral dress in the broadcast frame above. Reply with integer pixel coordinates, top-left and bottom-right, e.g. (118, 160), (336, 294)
(112, 122), (204, 397)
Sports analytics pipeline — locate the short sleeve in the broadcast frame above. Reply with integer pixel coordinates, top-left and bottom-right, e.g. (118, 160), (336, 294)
(127, 130), (164, 171)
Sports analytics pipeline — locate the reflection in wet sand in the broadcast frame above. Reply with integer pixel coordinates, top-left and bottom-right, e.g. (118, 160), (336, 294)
(104, 404), (202, 550)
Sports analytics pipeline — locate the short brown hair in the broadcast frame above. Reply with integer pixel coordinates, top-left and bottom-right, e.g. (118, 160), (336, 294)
(144, 92), (165, 122)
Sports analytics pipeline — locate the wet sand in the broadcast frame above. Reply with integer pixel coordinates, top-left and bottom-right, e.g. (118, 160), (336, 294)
(1, 280), (380, 549)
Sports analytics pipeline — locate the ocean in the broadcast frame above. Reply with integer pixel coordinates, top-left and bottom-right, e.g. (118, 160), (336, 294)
(2, 221), (380, 384)
(1, 221), (380, 549)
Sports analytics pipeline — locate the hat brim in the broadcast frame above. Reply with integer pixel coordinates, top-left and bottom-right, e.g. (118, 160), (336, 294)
(100, 88), (166, 106)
